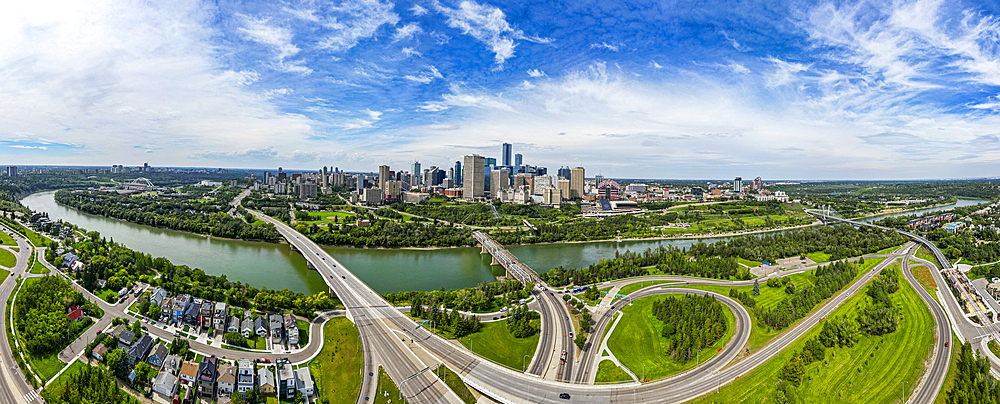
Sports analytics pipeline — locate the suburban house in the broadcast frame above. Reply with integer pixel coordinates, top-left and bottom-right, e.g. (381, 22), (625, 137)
(216, 363), (237, 397)
(118, 329), (136, 348)
(172, 294), (191, 323)
(254, 317), (268, 338)
(161, 297), (174, 320)
(127, 335), (154, 366)
(67, 306), (84, 322)
(213, 302), (228, 331)
(152, 371), (178, 398)
(91, 343), (108, 362)
(257, 367), (275, 394)
(283, 314), (299, 346)
(240, 316), (253, 338)
(179, 360), (199, 385)
(199, 301), (214, 329)
(150, 287), (167, 307)
(162, 354), (182, 375)
(197, 356), (218, 399)
(227, 316), (240, 334)
(269, 314), (284, 344)
(295, 367), (314, 397)
(183, 299), (201, 325)
(278, 363), (297, 400)
(237, 359), (254, 393)
(146, 342), (169, 367)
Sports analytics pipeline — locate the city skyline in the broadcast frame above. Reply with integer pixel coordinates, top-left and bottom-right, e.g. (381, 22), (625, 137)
(2, 0), (1000, 179)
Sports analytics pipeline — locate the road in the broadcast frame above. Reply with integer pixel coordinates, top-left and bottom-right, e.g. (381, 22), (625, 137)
(0, 227), (47, 404)
(900, 254), (951, 403)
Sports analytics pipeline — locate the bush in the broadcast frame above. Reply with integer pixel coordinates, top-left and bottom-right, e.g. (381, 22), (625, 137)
(224, 332), (248, 348)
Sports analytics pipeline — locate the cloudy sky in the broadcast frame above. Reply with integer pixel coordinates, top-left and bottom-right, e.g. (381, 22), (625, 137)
(2, 0), (1000, 179)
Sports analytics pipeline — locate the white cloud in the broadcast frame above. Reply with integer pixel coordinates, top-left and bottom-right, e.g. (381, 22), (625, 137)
(313, 0), (400, 52)
(527, 69), (546, 77)
(393, 23), (423, 42)
(519, 80), (535, 89)
(726, 62), (749, 73)
(590, 42), (620, 52)
(765, 57), (809, 86)
(650, 61), (663, 69)
(433, 0), (552, 66)
(401, 47), (422, 58)
(238, 15), (300, 60)
(403, 66), (444, 84)
(410, 4), (429, 16)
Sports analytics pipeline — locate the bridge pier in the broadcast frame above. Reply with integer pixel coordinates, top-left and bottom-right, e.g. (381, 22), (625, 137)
(491, 256), (500, 266)
(481, 245), (489, 255)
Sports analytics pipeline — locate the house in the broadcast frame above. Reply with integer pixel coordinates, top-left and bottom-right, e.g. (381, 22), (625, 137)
(254, 317), (268, 338)
(183, 300), (201, 325)
(179, 360), (199, 385)
(283, 314), (299, 346)
(240, 317), (253, 338)
(172, 295), (191, 323)
(197, 356), (218, 399)
(227, 316), (240, 334)
(237, 359), (254, 393)
(213, 302), (228, 331)
(269, 314), (284, 344)
(257, 367), (275, 394)
(67, 306), (84, 322)
(295, 367), (314, 397)
(199, 301), (214, 329)
(91, 343), (108, 362)
(71, 261), (86, 271)
(147, 342), (169, 367)
(128, 335), (154, 366)
(162, 354), (182, 375)
(118, 329), (136, 348)
(62, 253), (79, 265)
(216, 363), (237, 397)
(152, 371), (178, 398)
(278, 363), (297, 399)
(150, 287), (167, 307)
(161, 297), (174, 320)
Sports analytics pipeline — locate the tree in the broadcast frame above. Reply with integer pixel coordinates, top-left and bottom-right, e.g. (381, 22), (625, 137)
(781, 350), (806, 386)
(147, 303), (160, 320)
(105, 348), (129, 379)
(753, 279), (760, 296)
(225, 332), (249, 348)
(133, 362), (154, 386)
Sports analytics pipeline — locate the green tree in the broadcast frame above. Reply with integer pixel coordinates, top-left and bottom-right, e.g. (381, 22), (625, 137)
(753, 278), (760, 296)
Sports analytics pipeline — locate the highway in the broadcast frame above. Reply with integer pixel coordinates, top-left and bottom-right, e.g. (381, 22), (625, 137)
(900, 255), (951, 403)
(0, 227), (49, 404)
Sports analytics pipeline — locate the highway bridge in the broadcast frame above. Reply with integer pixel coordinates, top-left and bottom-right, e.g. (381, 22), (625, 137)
(473, 231), (540, 285)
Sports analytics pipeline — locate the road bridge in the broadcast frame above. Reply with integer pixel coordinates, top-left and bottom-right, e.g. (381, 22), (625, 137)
(472, 231), (540, 284)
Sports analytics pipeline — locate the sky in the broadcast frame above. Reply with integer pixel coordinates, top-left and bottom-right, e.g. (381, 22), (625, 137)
(2, 0), (1000, 180)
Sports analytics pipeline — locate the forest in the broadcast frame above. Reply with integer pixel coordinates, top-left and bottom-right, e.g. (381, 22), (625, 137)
(41, 364), (140, 404)
(382, 279), (527, 313)
(652, 294), (728, 362)
(947, 342), (1000, 403)
(55, 189), (280, 241)
(15, 275), (102, 354)
(409, 297), (483, 338)
(541, 246), (751, 286)
(687, 224), (907, 263)
(754, 261), (857, 330)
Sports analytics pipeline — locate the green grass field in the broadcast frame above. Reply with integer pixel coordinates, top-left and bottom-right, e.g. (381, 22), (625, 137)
(0, 269), (9, 284)
(737, 257), (762, 268)
(909, 263), (938, 298)
(459, 320), (540, 371)
(374, 367), (407, 404)
(805, 251), (832, 263)
(96, 289), (118, 303)
(440, 365), (476, 404)
(618, 280), (672, 297)
(595, 360), (633, 383)
(607, 294), (736, 382)
(0, 249), (16, 268)
(916, 247), (940, 267)
(297, 319), (309, 346)
(302, 211), (356, 224)
(308, 317), (362, 404)
(0, 231), (16, 246)
(27, 350), (66, 383)
(30, 258), (49, 274)
(42, 360), (89, 397)
(688, 262), (935, 404)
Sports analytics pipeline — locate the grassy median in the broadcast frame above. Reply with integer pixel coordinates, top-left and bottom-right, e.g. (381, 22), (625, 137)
(688, 262), (935, 404)
(308, 317), (362, 404)
(0, 249), (16, 268)
(374, 367), (407, 404)
(606, 294), (735, 382)
(595, 360), (632, 383)
(458, 320), (539, 371)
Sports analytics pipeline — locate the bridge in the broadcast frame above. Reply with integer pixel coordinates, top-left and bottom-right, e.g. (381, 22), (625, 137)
(473, 231), (542, 285)
(805, 209), (952, 269)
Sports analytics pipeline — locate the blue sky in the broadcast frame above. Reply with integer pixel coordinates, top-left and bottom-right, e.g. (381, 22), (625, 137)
(2, 0), (1000, 179)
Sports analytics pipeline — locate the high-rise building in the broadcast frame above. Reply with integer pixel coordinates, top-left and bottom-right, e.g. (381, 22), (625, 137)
(570, 167), (585, 199)
(543, 187), (560, 205)
(753, 177), (763, 191)
(502, 143), (512, 167)
(454, 161), (462, 187)
(490, 169), (510, 199)
(462, 154), (485, 199)
(557, 166), (571, 180)
(595, 174), (604, 184)
(379, 165), (391, 197)
(533, 176), (553, 195)
(557, 179), (571, 201)
(734, 177), (743, 193)
(514, 153), (522, 167)
(485, 157), (497, 167)
(299, 183), (318, 199)
(411, 161), (422, 186)
(5, 166), (17, 177)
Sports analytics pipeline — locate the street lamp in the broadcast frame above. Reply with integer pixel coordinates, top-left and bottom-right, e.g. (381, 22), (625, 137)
(523, 354), (530, 371)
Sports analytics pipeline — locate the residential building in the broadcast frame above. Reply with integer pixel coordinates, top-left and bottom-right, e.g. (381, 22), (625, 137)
(284, 314), (299, 346)
(152, 372), (178, 398)
(163, 355), (182, 375)
(183, 299), (201, 325)
(570, 167), (584, 199)
(128, 335), (154, 366)
(254, 317), (268, 338)
(172, 295), (191, 323)
(257, 367), (276, 394)
(241, 316), (253, 338)
(734, 177), (743, 193)
(147, 342), (169, 367)
(213, 302), (228, 331)
(462, 154), (485, 199)
(269, 314), (284, 344)
(197, 356), (219, 399)
(362, 187), (383, 205)
(179, 360), (199, 385)
(118, 329), (136, 348)
(91, 344), (108, 362)
(161, 297), (174, 320)
(237, 359), (255, 393)
(199, 301), (214, 328)
(228, 316), (240, 334)
(295, 368), (315, 397)
(217, 363), (237, 397)
(149, 288), (167, 307)
(299, 182), (318, 199)
(278, 363), (297, 399)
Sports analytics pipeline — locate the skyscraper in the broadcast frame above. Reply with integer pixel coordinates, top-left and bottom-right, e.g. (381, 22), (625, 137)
(490, 169), (510, 199)
(411, 161), (422, 186)
(734, 177), (743, 193)
(557, 166), (571, 180)
(454, 161), (462, 187)
(463, 154), (485, 199)
(514, 153), (522, 167)
(379, 165), (391, 198)
(502, 143), (512, 167)
(570, 167), (585, 199)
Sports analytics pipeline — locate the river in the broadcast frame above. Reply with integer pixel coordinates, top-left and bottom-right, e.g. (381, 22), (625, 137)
(19, 191), (987, 293)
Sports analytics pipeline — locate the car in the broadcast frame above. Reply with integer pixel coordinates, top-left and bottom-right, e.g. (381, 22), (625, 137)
(330, 275), (333, 278)
(174, 332), (181, 338)
(342, 276), (346, 279)
(569, 332), (574, 338)
(565, 315), (569, 320)
(493, 317), (499, 320)
(559, 393), (571, 399)
(141, 326), (148, 330)
(945, 342), (949, 347)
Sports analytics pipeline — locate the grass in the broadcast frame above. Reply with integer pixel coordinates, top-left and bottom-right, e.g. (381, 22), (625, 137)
(30, 258), (49, 274)
(0, 231), (15, 246)
(458, 320), (540, 371)
(308, 317), (362, 404)
(96, 289), (118, 303)
(737, 257), (762, 268)
(248, 335), (267, 350)
(933, 334), (962, 404)
(618, 280), (672, 297)
(916, 247), (940, 267)
(42, 360), (89, 397)
(607, 294), (736, 382)
(989, 340), (1000, 360)
(910, 263), (938, 297)
(595, 360), (633, 383)
(297, 319), (309, 346)
(440, 365), (476, 404)
(0, 269), (9, 283)
(805, 251), (832, 263)
(0, 248), (16, 268)
(688, 262), (935, 404)
(374, 367), (407, 404)
(26, 350), (66, 382)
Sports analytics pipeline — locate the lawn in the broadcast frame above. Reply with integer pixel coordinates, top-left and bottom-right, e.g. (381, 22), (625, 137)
(0, 231), (15, 246)
(374, 367), (407, 404)
(804, 251), (832, 263)
(687, 262), (935, 404)
(95, 289), (118, 303)
(27, 349), (66, 383)
(989, 340), (1000, 359)
(30, 259), (49, 274)
(0, 248), (17, 268)
(909, 263), (938, 297)
(458, 320), (540, 371)
(440, 365), (476, 404)
(308, 317), (362, 404)
(618, 280), (672, 297)
(43, 360), (88, 396)
(248, 335), (267, 350)
(594, 360), (632, 384)
(0, 269), (9, 283)
(607, 294), (736, 382)
(737, 257), (762, 268)
(916, 247), (940, 267)
(297, 319), (309, 346)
